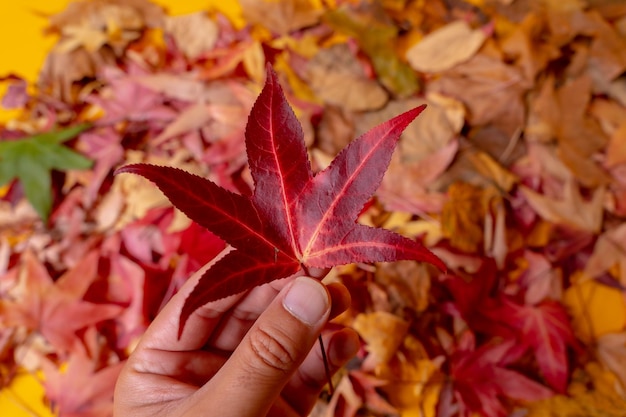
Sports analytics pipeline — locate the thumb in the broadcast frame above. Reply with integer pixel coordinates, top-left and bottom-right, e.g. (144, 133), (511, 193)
(199, 276), (331, 416)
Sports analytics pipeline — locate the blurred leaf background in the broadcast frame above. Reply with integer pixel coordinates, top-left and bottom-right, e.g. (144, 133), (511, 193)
(0, 2), (209, 415)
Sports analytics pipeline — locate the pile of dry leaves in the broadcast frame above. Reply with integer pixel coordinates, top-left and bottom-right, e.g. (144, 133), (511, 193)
(1, 0), (626, 416)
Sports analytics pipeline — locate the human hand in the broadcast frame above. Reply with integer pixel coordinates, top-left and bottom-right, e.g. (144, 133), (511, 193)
(113, 252), (359, 417)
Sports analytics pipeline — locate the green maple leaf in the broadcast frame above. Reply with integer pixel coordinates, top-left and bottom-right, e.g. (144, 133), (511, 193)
(0, 123), (93, 221)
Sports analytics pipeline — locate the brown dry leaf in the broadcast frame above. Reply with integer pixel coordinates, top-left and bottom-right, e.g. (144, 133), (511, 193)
(525, 76), (560, 144)
(38, 0), (164, 102)
(556, 75), (608, 156)
(133, 74), (213, 102)
(441, 182), (487, 253)
(316, 106), (355, 157)
(596, 332), (626, 392)
(542, 0), (587, 13)
(606, 76), (626, 107)
(152, 101), (250, 147)
(239, 0), (323, 35)
(353, 312), (410, 370)
(49, 0), (164, 54)
(521, 142), (574, 185)
(520, 181), (605, 233)
(374, 261), (431, 314)
(607, 169), (626, 217)
(355, 95), (463, 164)
(525, 75), (610, 186)
(583, 223), (626, 285)
(39, 48), (117, 102)
(483, 194), (508, 269)
(605, 122), (626, 168)
(305, 44), (388, 112)
(590, 98), (626, 138)
(427, 49), (528, 137)
(152, 102), (215, 145)
(571, 10), (626, 83)
(467, 150), (519, 192)
(558, 142), (611, 187)
(500, 12), (561, 82)
(165, 12), (218, 60)
(406, 20), (487, 73)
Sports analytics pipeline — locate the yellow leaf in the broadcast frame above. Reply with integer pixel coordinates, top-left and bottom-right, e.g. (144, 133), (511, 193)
(441, 182), (486, 253)
(273, 52), (319, 103)
(468, 151), (519, 192)
(242, 41), (266, 84)
(395, 220), (444, 247)
(397, 383), (442, 417)
(353, 311), (409, 369)
(563, 273), (626, 343)
(0, 184), (10, 198)
(270, 34), (320, 58)
(0, 370), (55, 417)
(205, 0), (245, 29)
(527, 363), (626, 417)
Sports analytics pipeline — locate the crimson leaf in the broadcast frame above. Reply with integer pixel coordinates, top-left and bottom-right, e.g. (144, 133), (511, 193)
(116, 66), (445, 337)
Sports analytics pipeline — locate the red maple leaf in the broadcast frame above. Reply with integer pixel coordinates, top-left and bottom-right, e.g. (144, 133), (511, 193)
(445, 335), (553, 417)
(498, 298), (576, 393)
(116, 66), (445, 336)
(0, 250), (123, 353)
(444, 263), (576, 393)
(41, 329), (124, 417)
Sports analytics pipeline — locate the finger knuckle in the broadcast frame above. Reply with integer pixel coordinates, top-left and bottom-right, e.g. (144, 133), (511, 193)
(247, 325), (299, 373)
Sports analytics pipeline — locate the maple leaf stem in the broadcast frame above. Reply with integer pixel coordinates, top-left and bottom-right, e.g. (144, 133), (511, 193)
(319, 334), (334, 396)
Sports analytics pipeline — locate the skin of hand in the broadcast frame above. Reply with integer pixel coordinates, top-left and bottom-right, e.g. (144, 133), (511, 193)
(113, 250), (360, 417)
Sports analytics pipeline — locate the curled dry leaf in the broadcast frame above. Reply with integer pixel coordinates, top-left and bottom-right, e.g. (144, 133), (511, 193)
(306, 43), (388, 112)
(165, 12), (219, 60)
(406, 21), (487, 73)
(500, 12), (562, 82)
(605, 122), (626, 168)
(596, 332), (626, 391)
(429, 51), (528, 137)
(583, 223), (626, 282)
(239, 0), (323, 35)
(520, 181), (605, 233)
